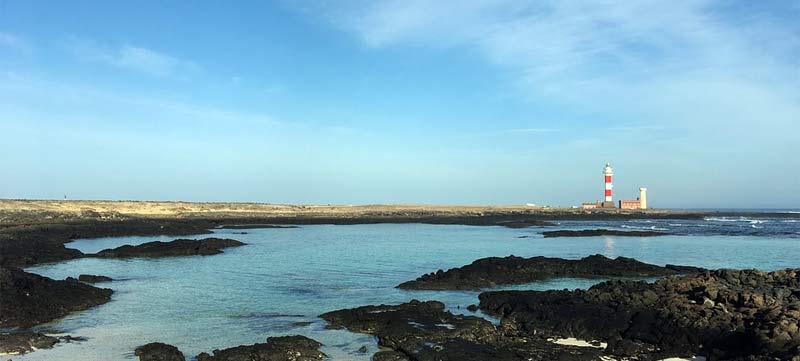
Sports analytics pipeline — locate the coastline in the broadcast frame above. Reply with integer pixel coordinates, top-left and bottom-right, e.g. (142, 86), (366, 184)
(2, 199), (795, 226)
(2, 200), (798, 360)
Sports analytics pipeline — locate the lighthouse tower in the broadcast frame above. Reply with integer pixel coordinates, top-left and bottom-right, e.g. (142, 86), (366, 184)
(603, 163), (614, 205)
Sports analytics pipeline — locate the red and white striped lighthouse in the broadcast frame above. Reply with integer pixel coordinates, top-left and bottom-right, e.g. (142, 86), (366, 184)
(603, 163), (614, 202)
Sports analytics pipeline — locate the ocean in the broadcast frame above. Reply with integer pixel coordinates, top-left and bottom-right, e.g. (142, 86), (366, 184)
(19, 216), (800, 360)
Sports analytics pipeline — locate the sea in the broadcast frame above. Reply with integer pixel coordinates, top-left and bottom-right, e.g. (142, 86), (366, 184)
(18, 214), (800, 360)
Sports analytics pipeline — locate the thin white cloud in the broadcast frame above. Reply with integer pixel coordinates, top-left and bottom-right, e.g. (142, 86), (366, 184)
(0, 72), (281, 129)
(305, 0), (800, 142)
(65, 37), (199, 77)
(0, 32), (30, 51)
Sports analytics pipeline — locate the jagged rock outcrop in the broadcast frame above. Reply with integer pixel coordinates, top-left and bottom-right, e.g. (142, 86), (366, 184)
(0, 331), (59, 355)
(135, 342), (186, 361)
(480, 269), (800, 360)
(0, 266), (113, 328)
(398, 254), (702, 290)
(196, 335), (326, 361)
(320, 299), (603, 361)
(78, 274), (113, 283)
(93, 238), (244, 258)
(542, 229), (668, 237)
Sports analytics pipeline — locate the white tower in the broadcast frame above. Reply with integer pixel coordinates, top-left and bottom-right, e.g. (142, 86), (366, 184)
(603, 163), (614, 203)
(639, 188), (647, 209)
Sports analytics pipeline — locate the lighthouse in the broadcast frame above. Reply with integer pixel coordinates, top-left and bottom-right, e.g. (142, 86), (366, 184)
(603, 163), (614, 205)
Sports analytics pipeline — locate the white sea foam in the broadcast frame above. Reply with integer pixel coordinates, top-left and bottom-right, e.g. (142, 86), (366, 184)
(704, 217), (744, 222)
(704, 216), (767, 223)
(621, 224), (669, 231)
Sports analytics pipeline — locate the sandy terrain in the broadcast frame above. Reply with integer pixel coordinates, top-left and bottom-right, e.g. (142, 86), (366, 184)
(0, 199), (686, 224)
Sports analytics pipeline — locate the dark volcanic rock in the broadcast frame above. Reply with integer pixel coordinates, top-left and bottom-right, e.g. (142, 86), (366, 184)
(135, 342), (186, 361)
(0, 219), (213, 268)
(373, 351), (411, 361)
(0, 266), (113, 328)
(320, 299), (603, 361)
(93, 237), (245, 258)
(479, 268), (800, 360)
(196, 335), (326, 361)
(217, 224), (300, 229)
(78, 274), (113, 283)
(497, 220), (555, 228)
(398, 254), (703, 290)
(0, 331), (59, 355)
(542, 229), (668, 238)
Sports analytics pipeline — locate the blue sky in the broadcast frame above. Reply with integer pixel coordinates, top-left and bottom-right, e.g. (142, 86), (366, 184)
(1, 1), (798, 208)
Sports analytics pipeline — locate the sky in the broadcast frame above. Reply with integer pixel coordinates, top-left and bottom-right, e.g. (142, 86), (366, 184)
(0, 0), (798, 208)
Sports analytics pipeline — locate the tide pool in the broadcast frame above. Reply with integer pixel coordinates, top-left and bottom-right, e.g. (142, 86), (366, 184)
(19, 221), (800, 360)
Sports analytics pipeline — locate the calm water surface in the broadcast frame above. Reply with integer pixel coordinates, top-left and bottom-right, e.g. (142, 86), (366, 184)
(19, 219), (800, 360)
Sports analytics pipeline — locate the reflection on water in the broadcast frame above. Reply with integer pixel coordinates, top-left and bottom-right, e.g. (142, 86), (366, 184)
(19, 221), (800, 360)
(603, 236), (615, 258)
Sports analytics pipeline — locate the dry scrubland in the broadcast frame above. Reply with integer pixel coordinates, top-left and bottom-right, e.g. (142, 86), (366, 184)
(0, 199), (680, 224)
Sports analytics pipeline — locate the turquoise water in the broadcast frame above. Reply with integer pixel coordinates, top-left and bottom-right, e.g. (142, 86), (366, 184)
(19, 222), (800, 360)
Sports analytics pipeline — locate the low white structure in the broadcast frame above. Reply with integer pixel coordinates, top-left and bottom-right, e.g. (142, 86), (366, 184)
(639, 187), (648, 209)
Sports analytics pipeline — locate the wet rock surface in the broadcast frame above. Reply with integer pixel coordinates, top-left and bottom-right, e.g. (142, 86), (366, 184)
(0, 219), (213, 268)
(398, 254), (703, 290)
(320, 299), (603, 361)
(65, 274), (113, 283)
(135, 342), (186, 361)
(217, 224), (300, 229)
(93, 237), (245, 258)
(479, 268), (800, 360)
(542, 228), (668, 237)
(196, 335), (326, 361)
(0, 266), (113, 328)
(0, 331), (59, 355)
(77, 274), (113, 283)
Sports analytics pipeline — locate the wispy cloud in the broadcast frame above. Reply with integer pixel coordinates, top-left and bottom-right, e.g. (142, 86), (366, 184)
(0, 32), (30, 51)
(0, 72), (281, 130)
(305, 0), (800, 143)
(64, 37), (199, 77)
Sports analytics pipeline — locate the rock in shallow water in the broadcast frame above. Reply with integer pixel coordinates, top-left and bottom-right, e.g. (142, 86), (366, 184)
(135, 342), (185, 361)
(542, 228), (668, 237)
(196, 335), (326, 361)
(0, 331), (59, 355)
(78, 274), (113, 283)
(0, 266), (113, 328)
(93, 237), (245, 258)
(320, 299), (603, 361)
(479, 268), (800, 360)
(397, 254), (703, 290)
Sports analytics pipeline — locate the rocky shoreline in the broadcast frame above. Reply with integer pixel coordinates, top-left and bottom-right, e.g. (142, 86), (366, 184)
(542, 228), (669, 237)
(397, 254), (703, 290)
(320, 299), (606, 360)
(131, 335), (327, 361)
(0, 266), (113, 329)
(2, 205), (798, 360)
(317, 268), (800, 360)
(479, 269), (800, 360)
(92, 237), (246, 258)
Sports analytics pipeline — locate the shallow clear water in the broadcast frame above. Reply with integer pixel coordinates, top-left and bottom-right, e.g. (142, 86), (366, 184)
(18, 220), (800, 360)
